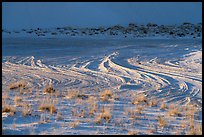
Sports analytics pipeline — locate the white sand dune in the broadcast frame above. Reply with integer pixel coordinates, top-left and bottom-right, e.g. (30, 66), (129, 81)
(2, 38), (202, 135)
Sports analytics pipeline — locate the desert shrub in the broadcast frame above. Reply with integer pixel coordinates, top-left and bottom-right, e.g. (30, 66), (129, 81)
(101, 107), (112, 123)
(66, 90), (80, 99)
(9, 81), (26, 90)
(87, 96), (97, 103)
(100, 90), (113, 102)
(89, 102), (98, 116)
(157, 116), (167, 128)
(94, 113), (103, 124)
(43, 85), (55, 94)
(14, 95), (22, 103)
(148, 98), (158, 107)
(132, 93), (147, 105)
(2, 92), (9, 100)
(187, 120), (202, 135)
(183, 104), (197, 118)
(180, 120), (187, 129)
(160, 103), (168, 110)
(22, 104), (32, 117)
(126, 107), (141, 119)
(70, 120), (80, 128)
(136, 105), (143, 114)
(94, 107), (112, 124)
(2, 104), (16, 113)
(168, 104), (182, 117)
(128, 131), (138, 135)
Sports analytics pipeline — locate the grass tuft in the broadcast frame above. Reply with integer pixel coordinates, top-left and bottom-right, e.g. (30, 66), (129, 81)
(100, 90), (113, 102)
(43, 85), (55, 94)
(148, 98), (158, 107)
(70, 120), (80, 128)
(9, 81), (26, 90)
(168, 104), (182, 117)
(132, 93), (147, 105)
(160, 103), (168, 110)
(157, 116), (167, 128)
(128, 131), (138, 135)
(94, 107), (112, 124)
(2, 104), (16, 113)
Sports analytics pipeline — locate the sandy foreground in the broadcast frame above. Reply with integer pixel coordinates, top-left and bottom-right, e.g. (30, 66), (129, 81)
(2, 38), (202, 135)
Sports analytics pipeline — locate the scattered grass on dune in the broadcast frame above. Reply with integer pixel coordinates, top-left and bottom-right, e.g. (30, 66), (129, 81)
(2, 80), (202, 135)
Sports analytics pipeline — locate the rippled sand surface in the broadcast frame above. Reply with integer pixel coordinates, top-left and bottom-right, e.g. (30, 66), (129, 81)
(2, 38), (202, 135)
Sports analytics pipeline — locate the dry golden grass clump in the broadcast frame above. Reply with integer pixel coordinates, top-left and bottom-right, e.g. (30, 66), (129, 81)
(89, 102), (98, 117)
(128, 131), (138, 135)
(2, 104), (16, 113)
(148, 98), (158, 107)
(9, 81), (26, 90)
(87, 96), (97, 103)
(22, 104), (32, 117)
(66, 90), (88, 100)
(180, 120), (187, 129)
(14, 95), (22, 103)
(157, 116), (167, 128)
(70, 120), (80, 128)
(126, 108), (141, 120)
(43, 85), (55, 94)
(160, 103), (168, 110)
(100, 90), (113, 102)
(168, 104), (182, 117)
(2, 92), (9, 100)
(66, 90), (77, 99)
(67, 90), (81, 99)
(94, 113), (103, 124)
(183, 104), (198, 118)
(14, 95), (24, 107)
(132, 93), (147, 105)
(94, 107), (112, 124)
(101, 107), (112, 122)
(187, 119), (202, 135)
(136, 105), (144, 114)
